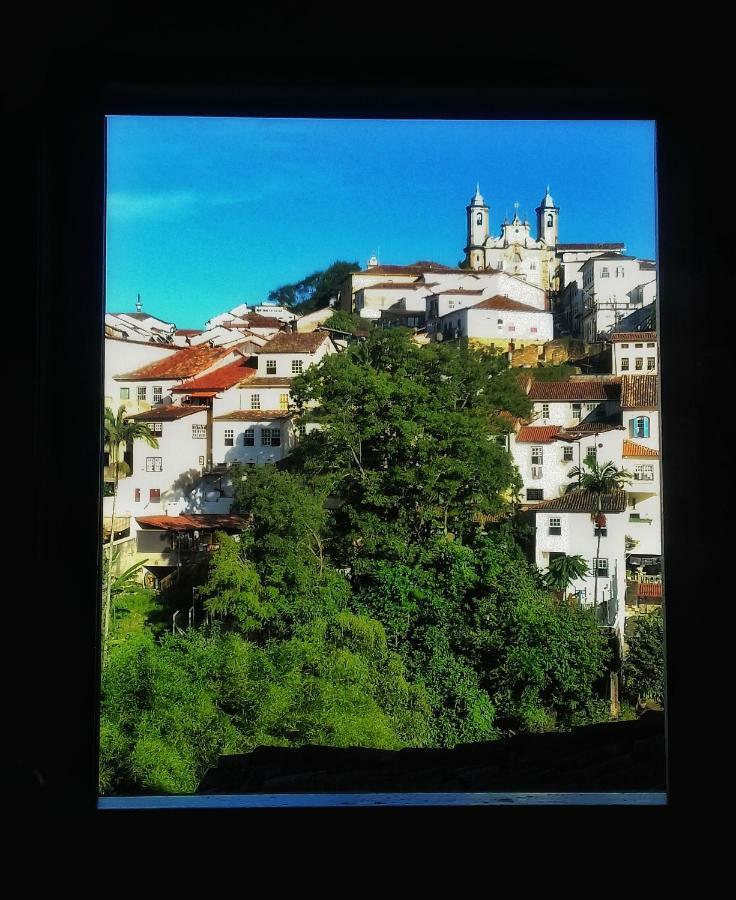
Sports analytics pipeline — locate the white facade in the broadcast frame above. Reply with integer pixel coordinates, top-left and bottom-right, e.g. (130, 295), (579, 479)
(114, 408), (210, 528)
(611, 335), (658, 376)
(581, 257), (657, 340)
(443, 302), (553, 346)
(104, 337), (179, 412)
(531, 506), (627, 636)
(212, 414), (296, 466)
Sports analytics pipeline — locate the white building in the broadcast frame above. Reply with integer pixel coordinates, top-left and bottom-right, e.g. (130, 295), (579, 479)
(436, 295), (553, 349)
(525, 489), (629, 640)
(104, 336), (179, 413)
(610, 332), (658, 376)
(581, 255), (657, 341)
(527, 378), (622, 429)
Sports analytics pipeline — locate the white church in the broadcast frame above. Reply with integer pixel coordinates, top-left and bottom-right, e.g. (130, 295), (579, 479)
(463, 185), (627, 295)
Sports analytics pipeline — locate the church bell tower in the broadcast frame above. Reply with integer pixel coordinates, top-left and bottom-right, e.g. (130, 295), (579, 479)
(536, 185), (559, 247)
(465, 184), (489, 270)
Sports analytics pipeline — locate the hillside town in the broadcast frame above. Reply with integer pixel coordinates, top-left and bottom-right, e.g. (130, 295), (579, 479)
(102, 185), (662, 777)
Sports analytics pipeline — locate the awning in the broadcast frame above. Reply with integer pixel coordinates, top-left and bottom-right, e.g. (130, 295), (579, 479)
(181, 390), (217, 397)
(135, 514), (250, 532)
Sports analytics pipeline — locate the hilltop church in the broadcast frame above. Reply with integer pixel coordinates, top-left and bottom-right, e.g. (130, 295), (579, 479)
(463, 185), (625, 294)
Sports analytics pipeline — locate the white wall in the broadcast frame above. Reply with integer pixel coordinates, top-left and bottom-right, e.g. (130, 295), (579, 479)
(612, 339), (658, 375)
(104, 338), (178, 410)
(212, 417), (295, 466)
(256, 341), (335, 377)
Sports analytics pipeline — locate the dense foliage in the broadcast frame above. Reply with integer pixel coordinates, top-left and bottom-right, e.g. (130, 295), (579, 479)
(100, 329), (614, 794)
(323, 309), (372, 334)
(623, 609), (665, 703)
(266, 260), (359, 313)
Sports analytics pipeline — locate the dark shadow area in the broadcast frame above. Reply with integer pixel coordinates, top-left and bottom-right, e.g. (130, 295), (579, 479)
(197, 710), (664, 794)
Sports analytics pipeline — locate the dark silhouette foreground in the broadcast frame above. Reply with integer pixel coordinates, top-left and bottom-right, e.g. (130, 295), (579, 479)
(197, 711), (665, 794)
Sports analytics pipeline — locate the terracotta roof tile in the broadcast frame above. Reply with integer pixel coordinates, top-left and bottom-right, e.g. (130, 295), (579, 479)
(610, 332), (657, 342)
(637, 582), (663, 598)
(361, 282), (427, 291)
(622, 440), (659, 458)
(127, 405), (206, 421)
(114, 344), (242, 381)
(528, 489), (628, 514)
(621, 374), (658, 409)
(136, 514), (250, 532)
(171, 359), (257, 393)
(528, 380), (620, 401)
(214, 410), (296, 421)
(516, 425), (561, 443)
(237, 376), (295, 388)
(469, 294), (542, 313)
(255, 332), (331, 354)
(557, 243), (625, 250)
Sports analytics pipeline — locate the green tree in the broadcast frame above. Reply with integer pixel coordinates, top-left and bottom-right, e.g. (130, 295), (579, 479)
(323, 309), (372, 335)
(103, 405), (159, 664)
(565, 458), (632, 611)
(267, 260), (359, 313)
(543, 554), (589, 600)
(623, 609), (665, 704)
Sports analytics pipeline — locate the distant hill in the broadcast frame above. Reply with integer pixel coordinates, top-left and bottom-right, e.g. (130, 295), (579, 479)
(267, 261), (359, 314)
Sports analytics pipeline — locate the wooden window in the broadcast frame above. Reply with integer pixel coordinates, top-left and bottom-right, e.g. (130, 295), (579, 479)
(192, 424), (206, 439)
(120, 387), (130, 400)
(145, 457), (162, 472)
(647, 357), (656, 370)
(585, 445), (596, 462)
(243, 429), (255, 447)
(621, 358), (629, 370)
(635, 357), (644, 370)
(572, 403), (581, 419)
(601, 267), (609, 278)
(549, 517), (562, 536)
(592, 558), (609, 577)
(224, 429), (234, 446)
(634, 464), (655, 482)
(563, 446), (573, 461)
(148, 422), (162, 435)
(531, 446), (543, 465)
(526, 488), (543, 500)
(152, 386), (163, 403)
(291, 359), (304, 375)
(149, 489), (161, 503)
(266, 359), (277, 374)
(134, 488), (140, 502)
(279, 393), (289, 410)
(250, 394), (261, 410)
(630, 417), (650, 438)
(542, 403), (550, 418)
(137, 386), (147, 401)
(261, 428), (281, 447)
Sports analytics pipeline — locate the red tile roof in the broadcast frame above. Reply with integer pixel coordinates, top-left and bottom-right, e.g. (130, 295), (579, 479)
(136, 514), (250, 532)
(621, 374), (658, 409)
(470, 294), (542, 313)
(516, 425), (561, 443)
(610, 332), (657, 342)
(528, 380), (620, 401)
(636, 582), (662, 598)
(114, 344), (242, 381)
(361, 281), (427, 291)
(238, 376), (295, 387)
(557, 243), (625, 250)
(435, 289), (485, 296)
(128, 405), (207, 421)
(237, 314), (286, 329)
(171, 359), (257, 393)
(622, 440), (659, 458)
(255, 331), (331, 354)
(562, 423), (624, 436)
(214, 410), (295, 421)
(528, 489), (628, 514)
(175, 329), (203, 336)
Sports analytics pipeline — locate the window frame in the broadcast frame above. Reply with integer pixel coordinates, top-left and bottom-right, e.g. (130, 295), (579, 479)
(145, 456), (162, 472)
(243, 428), (255, 447)
(548, 516), (562, 536)
(291, 359), (304, 375)
(224, 428), (234, 446)
(265, 359), (277, 374)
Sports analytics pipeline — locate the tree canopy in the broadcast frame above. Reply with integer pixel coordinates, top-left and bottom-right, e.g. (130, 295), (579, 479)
(266, 260), (359, 313)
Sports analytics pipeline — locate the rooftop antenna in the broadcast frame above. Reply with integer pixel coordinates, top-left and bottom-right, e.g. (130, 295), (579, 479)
(135, 293), (142, 313)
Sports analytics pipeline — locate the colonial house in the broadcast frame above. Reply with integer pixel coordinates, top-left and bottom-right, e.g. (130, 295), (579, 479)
(104, 336), (179, 413)
(523, 489), (629, 641)
(610, 332), (658, 376)
(436, 295), (553, 350)
(112, 342), (250, 414)
(580, 255), (657, 341)
(527, 377), (622, 429)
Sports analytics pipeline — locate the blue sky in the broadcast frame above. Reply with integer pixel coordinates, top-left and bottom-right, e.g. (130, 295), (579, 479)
(106, 117), (657, 329)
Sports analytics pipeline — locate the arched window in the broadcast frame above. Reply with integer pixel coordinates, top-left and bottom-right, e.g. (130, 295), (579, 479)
(547, 214), (553, 227)
(630, 416), (650, 439)
(476, 213), (483, 226)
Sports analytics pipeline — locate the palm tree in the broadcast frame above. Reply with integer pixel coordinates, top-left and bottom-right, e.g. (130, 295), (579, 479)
(102, 405), (159, 663)
(565, 457), (632, 615)
(544, 554), (589, 602)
